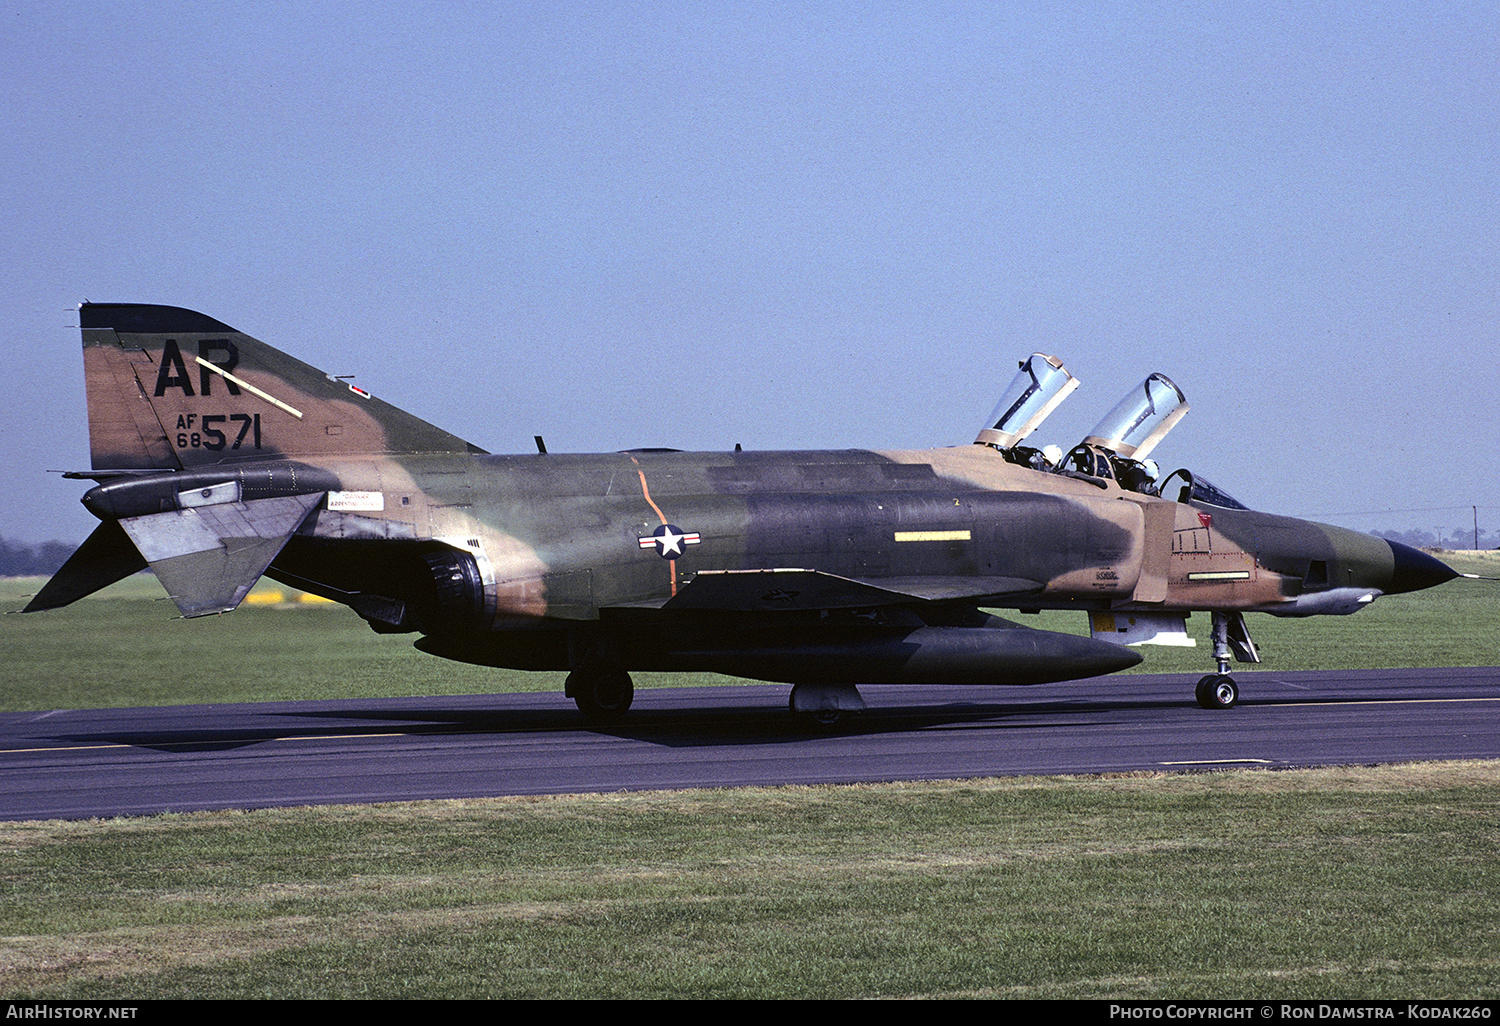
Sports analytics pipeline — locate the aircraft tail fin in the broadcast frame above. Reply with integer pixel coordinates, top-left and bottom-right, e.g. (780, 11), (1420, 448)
(79, 303), (486, 471)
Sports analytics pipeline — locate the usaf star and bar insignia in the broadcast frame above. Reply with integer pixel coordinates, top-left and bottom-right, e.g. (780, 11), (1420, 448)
(639, 524), (701, 560)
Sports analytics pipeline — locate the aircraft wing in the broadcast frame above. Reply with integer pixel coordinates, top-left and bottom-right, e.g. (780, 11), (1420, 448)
(651, 568), (1042, 612)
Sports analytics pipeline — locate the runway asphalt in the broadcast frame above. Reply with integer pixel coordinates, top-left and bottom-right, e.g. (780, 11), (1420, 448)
(1, 666), (1497, 821)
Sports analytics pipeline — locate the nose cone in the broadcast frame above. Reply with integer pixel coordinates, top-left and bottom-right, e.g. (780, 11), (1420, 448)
(1385, 540), (1460, 595)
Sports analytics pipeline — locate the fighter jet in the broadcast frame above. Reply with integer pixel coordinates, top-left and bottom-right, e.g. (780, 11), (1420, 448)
(26, 304), (1458, 725)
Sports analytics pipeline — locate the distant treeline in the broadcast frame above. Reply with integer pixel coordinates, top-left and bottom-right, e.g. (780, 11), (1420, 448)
(0, 537), (77, 577)
(1374, 527), (1498, 551)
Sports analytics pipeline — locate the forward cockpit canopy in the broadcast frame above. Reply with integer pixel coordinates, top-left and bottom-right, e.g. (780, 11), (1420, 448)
(1157, 469), (1250, 510)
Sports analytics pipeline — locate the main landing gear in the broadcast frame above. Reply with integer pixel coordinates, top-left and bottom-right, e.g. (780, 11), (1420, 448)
(1194, 610), (1258, 710)
(566, 667), (635, 722)
(788, 683), (866, 731)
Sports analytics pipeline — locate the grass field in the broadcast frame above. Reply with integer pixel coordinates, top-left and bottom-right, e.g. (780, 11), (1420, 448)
(0, 552), (1495, 998)
(2, 764), (1497, 999)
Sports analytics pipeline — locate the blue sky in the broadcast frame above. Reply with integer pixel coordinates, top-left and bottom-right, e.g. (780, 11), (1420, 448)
(3, 2), (1496, 545)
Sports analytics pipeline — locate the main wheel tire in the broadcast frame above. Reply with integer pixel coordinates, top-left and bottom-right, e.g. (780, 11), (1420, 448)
(799, 708), (847, 732)
(788, 690), (849, 732)
(569, 669), (634, 722)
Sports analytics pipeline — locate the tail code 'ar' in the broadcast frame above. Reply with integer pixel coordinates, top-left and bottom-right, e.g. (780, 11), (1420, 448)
(80, 303), (485, 471)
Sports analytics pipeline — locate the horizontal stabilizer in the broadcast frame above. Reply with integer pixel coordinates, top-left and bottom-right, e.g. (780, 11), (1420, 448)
(119, 493), (323, 616)
(660, 568), (1040, 612)
(22, 520), (148, 612)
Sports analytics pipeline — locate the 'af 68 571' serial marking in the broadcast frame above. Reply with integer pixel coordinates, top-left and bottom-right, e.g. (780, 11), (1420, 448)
(173, 413), (261, 451)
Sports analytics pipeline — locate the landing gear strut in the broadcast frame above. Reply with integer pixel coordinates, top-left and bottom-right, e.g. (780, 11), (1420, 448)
(1194, 611), (1258, 709)
(567, 667), (634, 722)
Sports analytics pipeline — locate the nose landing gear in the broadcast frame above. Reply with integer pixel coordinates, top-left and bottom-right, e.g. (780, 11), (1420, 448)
(1195, 611), (1258, 709)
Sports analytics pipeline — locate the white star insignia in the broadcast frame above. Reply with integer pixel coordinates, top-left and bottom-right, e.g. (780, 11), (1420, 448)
(638, 524), (702, 559)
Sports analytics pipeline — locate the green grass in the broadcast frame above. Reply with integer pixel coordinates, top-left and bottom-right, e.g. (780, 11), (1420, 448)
(1, 763), (1496, 999)
(0, 576), (734, 709)
(1, 556), (1495, 999)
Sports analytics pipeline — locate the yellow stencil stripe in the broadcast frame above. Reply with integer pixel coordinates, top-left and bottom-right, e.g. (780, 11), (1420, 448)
(894, 530), (972, 542)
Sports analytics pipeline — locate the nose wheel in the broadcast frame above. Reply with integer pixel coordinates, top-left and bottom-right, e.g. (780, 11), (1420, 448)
(1195, 673), (1239, 709)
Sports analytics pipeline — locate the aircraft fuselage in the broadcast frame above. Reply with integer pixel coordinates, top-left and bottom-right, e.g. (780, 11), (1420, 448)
(32, 304), (1459, 719)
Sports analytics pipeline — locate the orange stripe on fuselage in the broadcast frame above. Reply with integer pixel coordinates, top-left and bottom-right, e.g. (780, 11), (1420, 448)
(630, 456), (678, 596)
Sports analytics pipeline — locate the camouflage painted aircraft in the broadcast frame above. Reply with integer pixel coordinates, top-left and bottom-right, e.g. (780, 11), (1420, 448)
(26, 304), (1458, 725)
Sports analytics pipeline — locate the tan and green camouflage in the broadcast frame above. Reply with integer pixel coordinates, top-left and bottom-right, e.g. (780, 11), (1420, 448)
(27, 305), (1457, 720)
